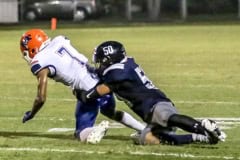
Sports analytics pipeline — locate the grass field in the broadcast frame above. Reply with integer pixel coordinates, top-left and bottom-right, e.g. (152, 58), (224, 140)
(0, 23), (240, 159)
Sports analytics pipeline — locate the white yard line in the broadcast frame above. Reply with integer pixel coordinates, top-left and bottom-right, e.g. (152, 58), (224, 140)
(47, 118), (240, 132)
(175, 100), (240, 105)
(0, 147), (238, 159)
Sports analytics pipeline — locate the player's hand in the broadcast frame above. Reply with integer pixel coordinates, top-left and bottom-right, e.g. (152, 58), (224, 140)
(22, 111), (34, 123)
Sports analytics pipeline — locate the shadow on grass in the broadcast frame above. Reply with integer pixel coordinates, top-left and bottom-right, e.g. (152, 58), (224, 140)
(0, 131), (221, 149)
(104, 135), (131, 141)
(0, 131), (73, 140)
(0, 131), (131, 142)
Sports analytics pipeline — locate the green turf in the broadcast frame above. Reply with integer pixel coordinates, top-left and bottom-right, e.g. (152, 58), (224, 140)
(0, 23), (240, 159)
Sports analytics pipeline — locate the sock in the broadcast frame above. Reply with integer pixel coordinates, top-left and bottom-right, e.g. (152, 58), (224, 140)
(120, 112), (145, 131)
(168, 114), (206, 135)
(79, 127), (94, 142)
(159, 133), (193, 145)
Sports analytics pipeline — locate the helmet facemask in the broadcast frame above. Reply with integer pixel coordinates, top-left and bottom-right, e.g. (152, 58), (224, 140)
(92, 48), (109, 72)
(22, 50), (33, 64)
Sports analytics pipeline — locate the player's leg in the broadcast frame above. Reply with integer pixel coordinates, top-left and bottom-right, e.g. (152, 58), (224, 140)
(74, 100), (109, 144)
(74, 100), (98, 141)
(136, 124), (209, 145)
(167, 114), (219, 143)
(151, 102), (221, 144)
(158, 133), (209, 145)
(136, 102), (224, 145)
(99, 94), (145, 131)
(151, 125), (210, 145)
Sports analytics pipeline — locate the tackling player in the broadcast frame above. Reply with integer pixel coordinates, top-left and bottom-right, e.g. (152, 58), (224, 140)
(19, 29), (145, 144)
(76, 41), (226, 145)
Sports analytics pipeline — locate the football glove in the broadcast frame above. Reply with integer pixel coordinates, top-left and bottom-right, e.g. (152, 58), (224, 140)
(22, 111), (34, 123)
(73, 89), (88, 103)
(73, 88), (100, 103)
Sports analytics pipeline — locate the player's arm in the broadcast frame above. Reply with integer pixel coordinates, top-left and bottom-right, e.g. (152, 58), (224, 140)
(22, 68), (49, 123)
(96, 84), (111, 95)
(74, 84), (111, 103)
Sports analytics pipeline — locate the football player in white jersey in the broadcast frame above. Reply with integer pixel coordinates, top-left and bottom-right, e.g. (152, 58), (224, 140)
(19, 29), (145, 144)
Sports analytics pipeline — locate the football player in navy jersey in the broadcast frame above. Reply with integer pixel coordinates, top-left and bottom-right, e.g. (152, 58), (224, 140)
(19, 29), (145, 144)
(76, 41), (226, 145)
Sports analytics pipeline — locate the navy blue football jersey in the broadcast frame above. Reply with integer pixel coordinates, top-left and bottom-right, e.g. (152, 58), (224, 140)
(101, 57), (172, 121)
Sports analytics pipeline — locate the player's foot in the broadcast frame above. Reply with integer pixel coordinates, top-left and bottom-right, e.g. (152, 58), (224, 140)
(192, 133), (209, 143)
(86, 120), (109, 144)
(201, 119), (226, 144)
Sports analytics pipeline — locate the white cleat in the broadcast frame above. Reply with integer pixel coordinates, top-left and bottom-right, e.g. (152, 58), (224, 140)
(218, 131), (227, 142)
(86, 120), (109, 144)
(201, 119), (227, 144)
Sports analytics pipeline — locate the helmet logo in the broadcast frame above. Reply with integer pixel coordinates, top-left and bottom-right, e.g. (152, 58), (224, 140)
(103, 46), (114, 55)
(21, 34), (32, 50)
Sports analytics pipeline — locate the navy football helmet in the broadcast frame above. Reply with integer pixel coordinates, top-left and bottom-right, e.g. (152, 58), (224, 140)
(93, 41), (126, 69)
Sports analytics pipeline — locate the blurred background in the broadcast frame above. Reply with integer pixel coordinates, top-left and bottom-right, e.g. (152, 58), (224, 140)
(0, 0), (240, 24)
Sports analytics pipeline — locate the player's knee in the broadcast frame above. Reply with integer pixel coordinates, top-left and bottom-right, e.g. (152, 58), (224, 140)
(167, 114), (179, 126)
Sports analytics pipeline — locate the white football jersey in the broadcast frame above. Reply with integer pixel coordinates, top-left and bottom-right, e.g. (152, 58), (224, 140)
(30, 36), (99, 91)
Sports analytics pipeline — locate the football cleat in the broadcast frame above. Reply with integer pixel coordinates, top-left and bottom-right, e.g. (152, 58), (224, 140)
(201, 119), (226, 144)
(86, 120), (109, 144)
(218, 130), (227, 142)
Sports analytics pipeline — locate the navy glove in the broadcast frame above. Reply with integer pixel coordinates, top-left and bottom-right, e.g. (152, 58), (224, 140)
(73, 88), (100, 103)
(22, 111), (33, 123)
(73, 89), (88, 103)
